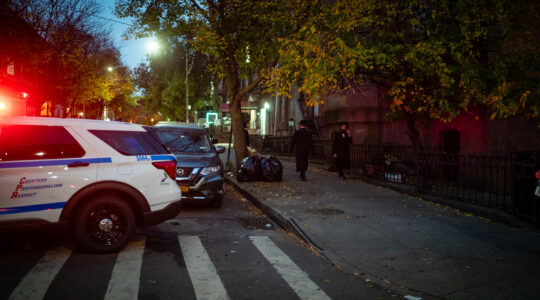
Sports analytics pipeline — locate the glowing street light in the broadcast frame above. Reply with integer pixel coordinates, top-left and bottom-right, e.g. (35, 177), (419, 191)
(147, 40), (159, 53)
(107, 66), (114, 72)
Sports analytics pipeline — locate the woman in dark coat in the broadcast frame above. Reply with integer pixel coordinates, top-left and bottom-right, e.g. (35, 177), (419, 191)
(290, 120), (314, 181)
(332, 121), (353, 179)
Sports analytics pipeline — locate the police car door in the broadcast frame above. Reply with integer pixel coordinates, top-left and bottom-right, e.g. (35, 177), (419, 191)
(0, 124), (98, 223)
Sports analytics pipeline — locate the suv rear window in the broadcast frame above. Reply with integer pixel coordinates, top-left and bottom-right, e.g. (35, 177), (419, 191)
(89, 130), (168, 155)
(0, 125), (85, 161)
(155, 128), (213, 153)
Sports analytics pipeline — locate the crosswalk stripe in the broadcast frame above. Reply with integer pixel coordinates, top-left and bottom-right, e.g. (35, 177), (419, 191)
(250, 236), (331, 300)
(104, 237), (146, 300)
(8, 246), (72, 300)
(178, 235), (230, 300)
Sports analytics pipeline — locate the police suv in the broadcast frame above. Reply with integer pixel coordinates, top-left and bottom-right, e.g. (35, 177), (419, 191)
(0, 117), (182, 253)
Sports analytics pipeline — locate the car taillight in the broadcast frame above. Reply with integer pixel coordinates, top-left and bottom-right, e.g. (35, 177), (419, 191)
(152, 161), (177, 180)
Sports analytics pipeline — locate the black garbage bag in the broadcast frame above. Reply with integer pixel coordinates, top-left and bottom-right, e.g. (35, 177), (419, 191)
(261, 156), (282, 182)
(237, 156), (262, 182)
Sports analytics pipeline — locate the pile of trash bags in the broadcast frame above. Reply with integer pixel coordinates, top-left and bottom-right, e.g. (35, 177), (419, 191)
(237, 155), (282, 182)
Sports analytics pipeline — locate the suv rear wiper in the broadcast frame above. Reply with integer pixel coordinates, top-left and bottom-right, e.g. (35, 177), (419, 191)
(177, 141), (197, 152)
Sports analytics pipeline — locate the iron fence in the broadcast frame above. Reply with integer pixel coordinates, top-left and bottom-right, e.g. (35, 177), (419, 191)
(250, 135), (539, 224)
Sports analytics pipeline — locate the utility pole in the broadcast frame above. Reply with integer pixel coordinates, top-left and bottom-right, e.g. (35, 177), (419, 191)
(185, 43), (193, 123)
(186, 50), (189, 122)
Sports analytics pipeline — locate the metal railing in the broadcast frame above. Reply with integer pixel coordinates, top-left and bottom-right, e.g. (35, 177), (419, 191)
(249, 135), (539, 224)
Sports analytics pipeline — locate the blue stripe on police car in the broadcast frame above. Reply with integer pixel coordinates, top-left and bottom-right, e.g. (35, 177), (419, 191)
(0, 158), (112, 169)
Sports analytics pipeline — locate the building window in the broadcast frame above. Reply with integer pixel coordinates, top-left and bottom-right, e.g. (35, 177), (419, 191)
(440, 129), (460, 153)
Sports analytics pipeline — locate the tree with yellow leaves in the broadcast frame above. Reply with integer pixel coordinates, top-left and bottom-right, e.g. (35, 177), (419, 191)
(272, 0), (540, 149)
(117, 0), (540, 153)
(116, 0), (318, 166)
(272, 0), (516, 149)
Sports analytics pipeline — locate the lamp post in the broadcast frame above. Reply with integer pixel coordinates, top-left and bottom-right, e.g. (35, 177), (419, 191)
(102, 66), (115, 120)
(147, 39), (192, 123)
(185, 43), (193, 123)
(186, 49), (189, 122)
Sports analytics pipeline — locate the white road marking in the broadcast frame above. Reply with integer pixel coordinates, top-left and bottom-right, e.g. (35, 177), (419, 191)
(104, 237), (146, 300)
(178, 235), (230, 300)
(250, 236), (331, 300)
(9, 246), (72, 300)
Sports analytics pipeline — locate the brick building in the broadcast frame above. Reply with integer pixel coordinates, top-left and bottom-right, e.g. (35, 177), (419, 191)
(261, 79), (540, 155)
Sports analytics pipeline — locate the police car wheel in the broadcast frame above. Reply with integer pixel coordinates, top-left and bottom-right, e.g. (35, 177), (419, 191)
(74, 196), (135, 253)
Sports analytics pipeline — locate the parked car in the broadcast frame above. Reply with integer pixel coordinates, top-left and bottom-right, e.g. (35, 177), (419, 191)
(0, 117), (182, 253)
(154, 121), (225, 208)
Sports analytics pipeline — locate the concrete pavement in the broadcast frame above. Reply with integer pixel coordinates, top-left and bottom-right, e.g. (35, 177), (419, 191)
(225, 159), (540, 300)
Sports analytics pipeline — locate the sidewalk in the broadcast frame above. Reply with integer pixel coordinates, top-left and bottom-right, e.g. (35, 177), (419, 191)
(226, 159), (540, 300)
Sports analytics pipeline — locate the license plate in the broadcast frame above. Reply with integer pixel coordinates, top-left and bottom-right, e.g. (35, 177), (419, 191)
(180, 186), (189, 193)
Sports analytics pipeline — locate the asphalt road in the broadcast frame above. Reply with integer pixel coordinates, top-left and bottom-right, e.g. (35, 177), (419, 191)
(0, 185), (399, 300)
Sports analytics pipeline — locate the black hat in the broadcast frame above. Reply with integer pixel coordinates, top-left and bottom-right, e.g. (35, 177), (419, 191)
(338, 121), (349, 129)
(299, 120), (308, 127)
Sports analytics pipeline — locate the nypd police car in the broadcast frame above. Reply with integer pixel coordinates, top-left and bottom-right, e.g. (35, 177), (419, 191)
(0, 117), (182, 253)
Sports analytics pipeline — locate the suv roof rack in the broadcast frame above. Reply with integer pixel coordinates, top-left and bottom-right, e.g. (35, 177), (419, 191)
(154, 121), (203, 129)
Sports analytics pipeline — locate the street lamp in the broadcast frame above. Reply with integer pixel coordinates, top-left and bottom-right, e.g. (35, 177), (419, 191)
(147, 40), (159, 53)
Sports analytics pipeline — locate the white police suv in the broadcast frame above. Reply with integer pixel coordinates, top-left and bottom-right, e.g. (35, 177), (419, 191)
(0, 117), (182, 253)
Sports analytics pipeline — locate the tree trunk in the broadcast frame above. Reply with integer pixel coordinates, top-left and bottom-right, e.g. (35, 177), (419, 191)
(230, 95), (248, 169)
(68, 97), (77, 118)
(220, 46), (272, 169)
(97, 99), (103, 120)
(403, 108), (424, 151)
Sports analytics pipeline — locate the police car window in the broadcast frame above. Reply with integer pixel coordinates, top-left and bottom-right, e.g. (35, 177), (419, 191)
(0, 125), (85, 161)
(155, 129), (212, 153)
(89, 130), (168, 155)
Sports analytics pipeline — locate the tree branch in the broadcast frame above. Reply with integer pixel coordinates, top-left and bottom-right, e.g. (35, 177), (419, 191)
(237, 58), (278, 100)
(189, 0), (210, 22)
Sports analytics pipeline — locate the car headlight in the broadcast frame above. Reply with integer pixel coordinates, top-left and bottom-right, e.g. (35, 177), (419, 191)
(200, 165), (221, 176)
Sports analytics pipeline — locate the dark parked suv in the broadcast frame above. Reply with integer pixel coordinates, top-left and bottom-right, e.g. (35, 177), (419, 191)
(154, 122), (225, 207)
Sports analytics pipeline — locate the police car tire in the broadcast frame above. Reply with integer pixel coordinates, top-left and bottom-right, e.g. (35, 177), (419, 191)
(74, 196), (135, 253)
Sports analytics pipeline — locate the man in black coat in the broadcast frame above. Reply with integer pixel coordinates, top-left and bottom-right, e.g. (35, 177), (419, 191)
(332, 121), (353, 179)
(290, 120), (314, 181)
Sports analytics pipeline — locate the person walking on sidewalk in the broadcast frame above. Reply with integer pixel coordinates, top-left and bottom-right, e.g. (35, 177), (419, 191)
(332, 121), (353, 179)
(290, 120), (314, 181)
